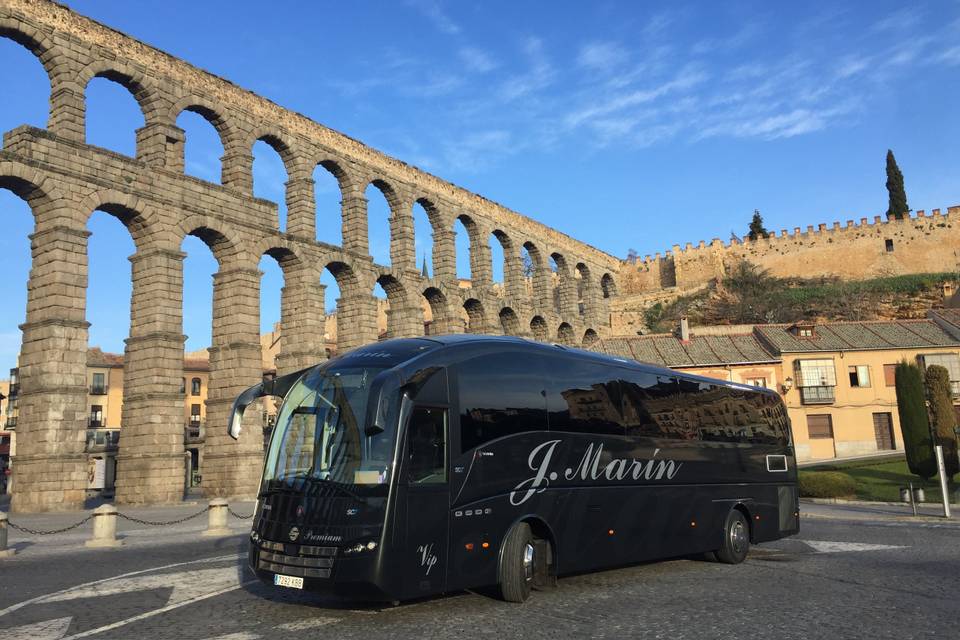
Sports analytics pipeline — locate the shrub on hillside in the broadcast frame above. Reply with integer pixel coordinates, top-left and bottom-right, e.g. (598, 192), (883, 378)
(798, 471), (857, 498)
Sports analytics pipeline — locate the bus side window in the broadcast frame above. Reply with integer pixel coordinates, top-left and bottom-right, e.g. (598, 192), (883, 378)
(408, 407), (447, 484)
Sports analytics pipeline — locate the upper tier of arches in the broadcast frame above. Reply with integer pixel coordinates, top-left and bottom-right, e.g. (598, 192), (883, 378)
(0, 4), (620, 341)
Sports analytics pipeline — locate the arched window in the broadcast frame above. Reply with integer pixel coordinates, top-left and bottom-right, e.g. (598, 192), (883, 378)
(191, 377), (201, 396)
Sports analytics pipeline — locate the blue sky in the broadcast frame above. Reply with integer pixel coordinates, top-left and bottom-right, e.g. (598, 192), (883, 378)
(2, 0), (960, 371)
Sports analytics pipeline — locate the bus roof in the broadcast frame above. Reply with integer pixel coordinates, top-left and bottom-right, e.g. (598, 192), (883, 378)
(334, 335), (778, 397)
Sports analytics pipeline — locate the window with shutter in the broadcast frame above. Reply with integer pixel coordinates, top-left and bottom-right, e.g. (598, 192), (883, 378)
(807, 414), (833, 439)
(883, 364), (897, 387)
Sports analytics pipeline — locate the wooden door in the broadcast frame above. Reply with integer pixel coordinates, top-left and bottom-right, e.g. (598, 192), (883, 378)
(872, 412), (894, 450)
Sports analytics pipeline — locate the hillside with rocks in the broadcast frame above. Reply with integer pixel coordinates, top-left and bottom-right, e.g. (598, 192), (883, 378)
(622, 262), (958, 335)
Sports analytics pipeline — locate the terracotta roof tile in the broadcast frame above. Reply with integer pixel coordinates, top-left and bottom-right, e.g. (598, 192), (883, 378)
(590, 333), (777, 368)
(756, 320), (960, 354)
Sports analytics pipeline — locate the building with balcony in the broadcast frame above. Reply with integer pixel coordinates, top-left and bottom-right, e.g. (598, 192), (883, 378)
(754, 320), (960, 461)
(590, 315), (960, 463)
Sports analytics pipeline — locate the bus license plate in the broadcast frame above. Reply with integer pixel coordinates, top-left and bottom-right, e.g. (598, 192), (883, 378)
(274, 574), (304, 589)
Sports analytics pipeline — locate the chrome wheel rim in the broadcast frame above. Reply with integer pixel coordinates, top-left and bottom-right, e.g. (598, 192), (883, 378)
(523, 542), (535, 582)
(730, 520), (747, 554)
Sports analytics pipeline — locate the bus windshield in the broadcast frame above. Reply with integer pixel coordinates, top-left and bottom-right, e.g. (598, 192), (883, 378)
(263, 366), (393, 488)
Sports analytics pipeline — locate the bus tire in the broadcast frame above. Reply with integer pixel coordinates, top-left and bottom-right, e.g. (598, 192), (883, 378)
(715, 509), (750, 564)
(498, 522), (534, 603)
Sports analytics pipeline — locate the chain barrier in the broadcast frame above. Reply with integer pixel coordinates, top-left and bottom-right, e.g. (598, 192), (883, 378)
(6, 514), (95, 536)
(227, 506), (254, 520)
(116, 506), (211, 527)
(4, 504), (218, 536)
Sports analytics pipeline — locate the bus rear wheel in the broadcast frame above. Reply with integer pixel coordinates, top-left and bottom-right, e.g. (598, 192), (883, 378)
(498, 522), (535, 603)
(715, 509), (750, 564)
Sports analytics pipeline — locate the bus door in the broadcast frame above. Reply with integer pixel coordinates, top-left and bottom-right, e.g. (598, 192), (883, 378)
(401, 404), (450, 596)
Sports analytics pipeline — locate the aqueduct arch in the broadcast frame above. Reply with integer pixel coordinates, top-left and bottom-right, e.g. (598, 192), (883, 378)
(0, 0), (621, 511)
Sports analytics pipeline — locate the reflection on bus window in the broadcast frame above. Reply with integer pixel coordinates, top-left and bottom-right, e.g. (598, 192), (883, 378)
(408, 407), (447, 484)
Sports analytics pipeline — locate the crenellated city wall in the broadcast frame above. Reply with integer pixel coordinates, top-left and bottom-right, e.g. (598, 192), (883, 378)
(622, 207), (960, 293)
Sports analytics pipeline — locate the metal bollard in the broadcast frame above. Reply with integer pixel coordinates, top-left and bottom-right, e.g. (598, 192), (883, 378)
(85, 504), (123, 548)
(203, 498), (231, 537)
(0, 512), (14, 558)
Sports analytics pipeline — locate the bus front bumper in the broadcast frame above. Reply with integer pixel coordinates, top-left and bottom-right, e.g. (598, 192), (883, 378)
(247, 535), (391, 600)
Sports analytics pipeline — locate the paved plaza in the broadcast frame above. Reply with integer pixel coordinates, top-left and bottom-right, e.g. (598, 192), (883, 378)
(1, 503), (958, 639)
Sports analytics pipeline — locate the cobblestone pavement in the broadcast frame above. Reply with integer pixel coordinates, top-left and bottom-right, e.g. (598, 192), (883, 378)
(1, 508), (958, 640)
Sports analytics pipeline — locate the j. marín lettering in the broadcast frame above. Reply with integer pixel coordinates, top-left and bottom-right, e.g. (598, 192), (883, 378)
(509, 440), (682, 506)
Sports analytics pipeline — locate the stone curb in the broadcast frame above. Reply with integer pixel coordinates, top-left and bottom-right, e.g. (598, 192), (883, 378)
(800, 511), (958, 524)
(801, 497), (960, 508)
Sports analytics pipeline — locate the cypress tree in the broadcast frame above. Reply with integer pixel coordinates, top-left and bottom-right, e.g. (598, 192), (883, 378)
(924, 364), (959, 478)
(895, 361), (936, 478)
(747, 209), (768, 241)
(885, 149), (909, 219)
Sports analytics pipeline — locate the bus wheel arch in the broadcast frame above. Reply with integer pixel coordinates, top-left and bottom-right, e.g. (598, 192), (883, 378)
(497, 516), (557, 602)
(733, 502), (755, 543)
(715, 506), (751, 564)
(521, 516), (558, 587)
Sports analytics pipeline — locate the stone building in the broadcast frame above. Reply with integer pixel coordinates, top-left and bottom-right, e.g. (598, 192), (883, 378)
(590, 316), (960, 463)
(2, 348), (216, 497)
(755, 320), (960, 461)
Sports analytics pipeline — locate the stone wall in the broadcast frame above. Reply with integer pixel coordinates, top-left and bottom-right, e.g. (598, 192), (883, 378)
(0, 0), (622, 511)
(623, 209), (960, 293)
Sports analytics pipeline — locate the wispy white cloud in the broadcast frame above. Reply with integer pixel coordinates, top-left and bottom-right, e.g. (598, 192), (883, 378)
(871, 7), (922, 33)
(691, 21), (760, 56)
(936, 45), (960, 65)
(835, 55), (871, 79)
(565, 66), (708, 128)
(324, 1), (958, 173)
(458, 47), (498, 73)
(444, 129), (514, 171)
(405, 0), (460, 35)
(499, 37), (555, 102)
(643, 11), (676, 40)
(577, 41), (629, 72)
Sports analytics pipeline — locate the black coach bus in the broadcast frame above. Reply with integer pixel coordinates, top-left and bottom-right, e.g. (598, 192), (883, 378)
(228, 335), (798, 603)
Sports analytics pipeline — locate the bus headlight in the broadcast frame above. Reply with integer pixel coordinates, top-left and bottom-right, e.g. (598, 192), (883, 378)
(344, 541), (378, 554)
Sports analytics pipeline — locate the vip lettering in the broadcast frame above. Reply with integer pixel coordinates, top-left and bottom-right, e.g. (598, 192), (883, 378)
(417, 543), (438, 575)
(509, 440), (683, 506)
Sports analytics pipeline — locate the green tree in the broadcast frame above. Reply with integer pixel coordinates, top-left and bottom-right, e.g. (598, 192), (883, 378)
(885, 149), (909, 219)
(747, 209), (768, 241)
(895, 361), (936, 478)
(924, 364), (959, 478)
(719, 260), (779, 324)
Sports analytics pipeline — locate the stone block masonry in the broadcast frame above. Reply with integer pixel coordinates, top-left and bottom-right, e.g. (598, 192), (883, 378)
(0, 0), (621, 511)
(623, 209), (960, 294)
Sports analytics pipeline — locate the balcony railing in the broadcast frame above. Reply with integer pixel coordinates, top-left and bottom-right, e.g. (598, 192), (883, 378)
(90, 385), (108, 395)
(185, 421), (205, 443)
(800, 385), (835, 405)
(85, 429), (119, 452)
(5, 416), (16, 429)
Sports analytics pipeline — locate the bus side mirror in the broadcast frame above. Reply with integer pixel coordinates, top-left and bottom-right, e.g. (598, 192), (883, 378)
(227, 366), (313, 440)
(228, 382), (264, 440)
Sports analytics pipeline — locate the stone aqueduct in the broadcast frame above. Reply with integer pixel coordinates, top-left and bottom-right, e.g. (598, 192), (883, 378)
(0, 0), (622, 511)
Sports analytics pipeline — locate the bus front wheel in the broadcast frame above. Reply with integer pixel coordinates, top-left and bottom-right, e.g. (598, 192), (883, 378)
(715, 509), (750, 564)
(498, 522), (535, 603)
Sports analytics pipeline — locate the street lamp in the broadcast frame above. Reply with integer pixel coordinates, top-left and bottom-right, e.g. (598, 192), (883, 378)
(781, 377), (793, 394)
